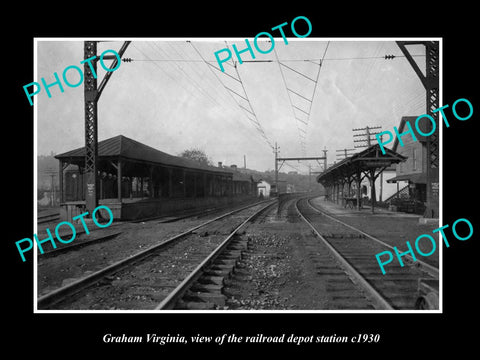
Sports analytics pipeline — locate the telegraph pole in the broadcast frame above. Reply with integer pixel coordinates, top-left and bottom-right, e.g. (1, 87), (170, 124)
(352, 125), (382, 211)
(83, 41), (131, 214)
(353, 125), (382, 149)
(336, 148), (356, 160)
(322, 148), (328, 171)
(308, 164), (312, 191)
(274, 142), (279, 196)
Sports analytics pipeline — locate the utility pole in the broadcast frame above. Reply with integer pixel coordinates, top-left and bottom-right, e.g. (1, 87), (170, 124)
(322, 148), (328, 171)
(336, 148), (356, 160)
(274, 142), (279, 196)
(308, 164), (312, 191)
(353, 125), (382, 149)
(83, 40), (131, 214)
(352, 125), (382, 211)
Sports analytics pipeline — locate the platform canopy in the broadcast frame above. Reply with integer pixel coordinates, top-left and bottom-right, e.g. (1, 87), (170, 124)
(386, 172), (426, 184)
(317, 144), (406, 185)
(55, 134), (232, 176)
(54, 134), (235, 205)
(316, 144), (407, 212)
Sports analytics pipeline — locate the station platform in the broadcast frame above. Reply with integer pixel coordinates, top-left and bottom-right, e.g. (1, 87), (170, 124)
(310, 196), (422, 219)
(308, 196), (440, 269)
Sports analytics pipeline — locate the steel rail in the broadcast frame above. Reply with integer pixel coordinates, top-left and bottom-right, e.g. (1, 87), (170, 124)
(295, 198), (395, 310)
(40, 230), (124, 257)
(155, 200), (277, 310)
(306, 198), (439, 279)
(37, 213), (61, 224)
(37, 199), (276, 309)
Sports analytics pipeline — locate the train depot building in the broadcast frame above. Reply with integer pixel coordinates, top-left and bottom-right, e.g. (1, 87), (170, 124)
(55, 135), (257, 221)
(385, 116), (436, 216)
(317, 116), (439, 218)
(316, 144), (407, 213)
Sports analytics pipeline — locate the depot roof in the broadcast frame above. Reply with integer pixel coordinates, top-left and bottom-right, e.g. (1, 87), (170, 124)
(316, 144), (407, 185)
(55, 134), (233, 175)
(387, 172), (427, 184)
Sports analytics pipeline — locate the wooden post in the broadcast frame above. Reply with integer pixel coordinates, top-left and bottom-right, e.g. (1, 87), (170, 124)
(183, 170), (187, 197)
(337, 182), (341, 204)
(149, 166), (154, 198)
(370, 169), (376, 213)
(379, 170), (383, 202)
(340, 180), (344, 207)
(203, 173), (208, 197)
(168, 168), (173, 198)
(99, 174), (103, 199)
(117, 159), (122, 203)
(129, 177), (133, 198)
(58, 160), (64, 204)
(193, 172), (197, 198)
(356, 171), (361, 211)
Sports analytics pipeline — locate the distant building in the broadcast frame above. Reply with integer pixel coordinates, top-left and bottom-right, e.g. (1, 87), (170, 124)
(257, 180), (271, 198)
(385, 116), (431, 214)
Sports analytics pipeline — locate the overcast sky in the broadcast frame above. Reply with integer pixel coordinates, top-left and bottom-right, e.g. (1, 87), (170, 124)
(36, 38), (427, 174)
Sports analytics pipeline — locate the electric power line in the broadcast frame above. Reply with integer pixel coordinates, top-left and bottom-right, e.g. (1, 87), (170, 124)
(149, 42), (225, 111)
(127, 54), (425, 63)
(189, 41), (274, 150)
(273, 41), (329, 156)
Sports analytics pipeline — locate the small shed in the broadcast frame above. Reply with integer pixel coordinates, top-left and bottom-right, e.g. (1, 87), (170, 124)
(257, 180), (271, 198)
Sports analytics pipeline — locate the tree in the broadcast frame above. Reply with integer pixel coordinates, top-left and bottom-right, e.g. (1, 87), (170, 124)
(179, 148), (212, 166)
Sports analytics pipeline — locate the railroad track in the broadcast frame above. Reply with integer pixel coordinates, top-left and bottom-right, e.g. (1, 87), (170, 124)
(129, 199), (258, 224)
(40, 230), (124, 257)
(295, 197), (439, 310)
(37, 199), (277, 310)
(37, 212), (60, 224)
(38, 200), (261, 257)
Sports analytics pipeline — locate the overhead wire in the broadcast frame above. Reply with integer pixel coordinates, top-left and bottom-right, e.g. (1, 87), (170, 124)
(223, 42), (273, 149)
(273, 46), (305, 154)
(189, 41), (274, 150)
(130, 40), (425, 162)
(132, 43), (204, 103)
(351, 42), (385, 100)
(273, 41), (329, 156)
(128, 54), (425, 63)
(149, 42), (225, 111)
(165, 41), (237, 107)
(177, 41), (273, 147)
(134, 42), (266, 150)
